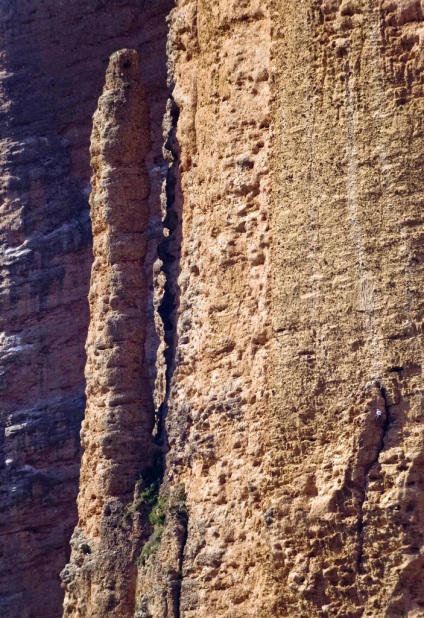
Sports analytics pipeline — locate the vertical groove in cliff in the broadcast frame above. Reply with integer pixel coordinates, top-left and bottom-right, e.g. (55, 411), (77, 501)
(176, 514), (189, 618)
(134, 2), (275, 616)
(134, 65), (187, 618)
(61, 49), (156, 618)
(156, 94), (182, 448)
(0, 4), (173, 615)
(356, 383), (390, 575)
(3, 1), (424, 617)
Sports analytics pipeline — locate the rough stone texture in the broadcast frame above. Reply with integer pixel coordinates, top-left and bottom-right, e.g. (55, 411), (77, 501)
(0, 2), (172, 617)
(61, 49), (156, 618)
(267, 1), (424, 616)
(134, 1), (423, 617)
(1, 0), (424, 617)
(135, 2), (274, 616)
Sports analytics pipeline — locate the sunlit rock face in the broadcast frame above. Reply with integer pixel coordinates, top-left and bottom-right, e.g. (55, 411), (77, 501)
(135, 2), (424, 617)
(61, 48), (156, 618)
(268, 2), (424, 615)
(1, 1), (424, 617)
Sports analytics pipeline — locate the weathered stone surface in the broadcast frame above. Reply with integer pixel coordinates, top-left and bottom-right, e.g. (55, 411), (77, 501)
(133, 1), (423, 617)
(1, 1), (424, 617)
(61, 49), (156, 618)
(135, 2), (273, 616)
(267, 1), (424, 616)
(0, 3), (172, 617)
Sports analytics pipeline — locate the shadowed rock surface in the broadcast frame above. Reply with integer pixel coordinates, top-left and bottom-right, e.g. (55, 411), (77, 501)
(0, 2), (172, 617)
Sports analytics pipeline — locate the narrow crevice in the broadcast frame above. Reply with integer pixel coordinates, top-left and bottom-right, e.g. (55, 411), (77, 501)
(366, 383), (392, 469)
(175, 511), (188, 618)
(133, 89), (183, 617)
(134, 93), (181, 502)
(379, 386), (391, 451)
(133, 79), (182, 571)
(153, 92), (185, 618)
(357, 383), (392, 573)
(156, 94), (181, 453)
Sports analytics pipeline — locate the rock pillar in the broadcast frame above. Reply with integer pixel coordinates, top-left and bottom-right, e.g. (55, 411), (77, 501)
(62, 49), (155, 618)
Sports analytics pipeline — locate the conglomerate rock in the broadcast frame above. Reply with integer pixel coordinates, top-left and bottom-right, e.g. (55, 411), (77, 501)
(0, 1), (423, 618)
(134, 1), (424, 617)
(61, 49), (156, 618)
(268, 1), (424, 616)
(134, 2), (274, 616)
(0, 3), (171, 617)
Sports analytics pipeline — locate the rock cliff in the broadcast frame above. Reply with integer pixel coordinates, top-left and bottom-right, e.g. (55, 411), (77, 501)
(268, 1), (424, 615)
(0, 2), (171, 617)
(1, 1), (424, 617)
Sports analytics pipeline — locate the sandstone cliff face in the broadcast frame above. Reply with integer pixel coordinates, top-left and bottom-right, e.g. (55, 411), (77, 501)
(268, 1), (424, 615)
(0, 3), (171, 617)
(1, 1), (424, 617)
(135, 2), (274, 616)
(134, 1), (423, 617)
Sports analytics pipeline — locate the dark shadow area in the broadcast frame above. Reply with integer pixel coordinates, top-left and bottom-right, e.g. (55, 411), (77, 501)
(157, 95), (182, 450)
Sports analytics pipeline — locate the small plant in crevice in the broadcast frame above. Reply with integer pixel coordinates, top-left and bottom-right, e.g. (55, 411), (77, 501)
(136, 483), (188, 567)
(137, 495), (168, 566)
(123, 459), (164, 524)
(123, 483), (156, 524)
(137, 527), (163, 566)
(149, 495), (167, 528)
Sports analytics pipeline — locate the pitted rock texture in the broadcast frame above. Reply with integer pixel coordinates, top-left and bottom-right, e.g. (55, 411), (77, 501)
(135, 2), (273, 616)
(61, 49), (156, 618)
(0, 2), (172, 617)
(267, 0), (424, 616)
(1, 1), (424, 617)
(133, 1), (423, 617)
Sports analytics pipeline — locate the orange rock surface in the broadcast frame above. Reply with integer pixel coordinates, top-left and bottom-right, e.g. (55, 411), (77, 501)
(135, 1), (424, 616)
(62, 49), (156, 618)
(0, 2), (423, 617)
(0, 3), (171, 616)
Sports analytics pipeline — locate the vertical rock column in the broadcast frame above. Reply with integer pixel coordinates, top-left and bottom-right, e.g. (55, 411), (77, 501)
(62, 49), (155, 618)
